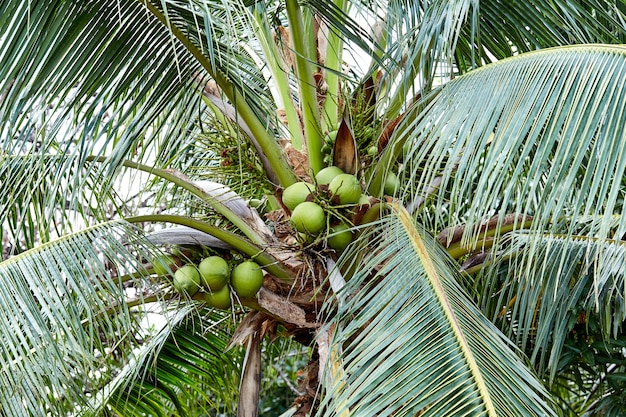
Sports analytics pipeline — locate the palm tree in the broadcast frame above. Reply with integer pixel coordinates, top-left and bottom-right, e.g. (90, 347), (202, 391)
(2, 0), (626, 415)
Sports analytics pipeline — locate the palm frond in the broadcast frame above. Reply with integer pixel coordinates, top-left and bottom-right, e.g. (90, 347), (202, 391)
(1, 0), (295, 232)
(0, 1), (209, 238)
(104, 309), (242, 417)
(390, 45), (626, 245)
(455, 0), (626, 71)
(1, 1), (205, 159)
(310, 0), (626, 116)
(485, 231), (626, 379)
(318, 207), (556, 416)
(0, 154), (137, 247)
(0, 220), (174, 416)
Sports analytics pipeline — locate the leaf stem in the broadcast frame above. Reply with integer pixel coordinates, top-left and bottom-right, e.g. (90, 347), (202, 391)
(321, 0), (345, 131)
(142, 0), (297, 188)
(252, 5), (305, 149)
(285, 0), (324, 175)
(394, 204), (498, 416)
(444, 218), (534, 259)
(87, 156), (265, 244)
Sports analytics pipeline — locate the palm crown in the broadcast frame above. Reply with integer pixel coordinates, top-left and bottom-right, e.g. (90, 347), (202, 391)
(2, 0), (626, 416)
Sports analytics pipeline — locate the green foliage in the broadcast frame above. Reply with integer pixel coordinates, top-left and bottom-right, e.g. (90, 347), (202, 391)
(321, 210), (557, 416)
(3, 0), (626, 416)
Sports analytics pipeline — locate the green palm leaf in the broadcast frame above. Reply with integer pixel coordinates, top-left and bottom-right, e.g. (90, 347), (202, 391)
(1, 1), (203, 159)
(314, 0), (626, 115)
(486, 231), (626, 379)
(0, 155), (122, 246)
(378, 44), (626, 407)
(318, 207), (556, 416)
(1, 0), (294, 220)
(391, 45), (626, 244)
(0, 220), (172, 416)
(105, 310), (242, 416)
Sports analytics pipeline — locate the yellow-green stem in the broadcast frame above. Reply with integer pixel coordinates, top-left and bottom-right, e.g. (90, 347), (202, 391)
(444, 218), (534, 260)
(252, 6), (305, 149)
(87, 156), (265, 245)
(321, 0), (345, 131)
(143, 0), (297, 188)
(285, 0), (324, 175)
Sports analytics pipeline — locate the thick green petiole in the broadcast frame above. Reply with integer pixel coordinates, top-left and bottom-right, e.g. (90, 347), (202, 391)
(285, 0), (324, 175)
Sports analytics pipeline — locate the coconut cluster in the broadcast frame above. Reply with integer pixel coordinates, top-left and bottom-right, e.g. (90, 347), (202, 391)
(151, 254), (264, 309)
(282, 166), (370, 253)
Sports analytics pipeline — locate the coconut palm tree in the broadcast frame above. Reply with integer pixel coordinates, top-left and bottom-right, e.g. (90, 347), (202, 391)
(2, 0), (626, 415)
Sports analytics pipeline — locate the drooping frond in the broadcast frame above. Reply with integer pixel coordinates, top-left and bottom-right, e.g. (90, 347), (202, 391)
(485, 231), (626, 379)
(0, 220), (174, 416)
(0, 1), (206, 162)
(318, 207), (556, 416)
(455, 0), (626, 70)
(308, 0), (626, 116)
(0, 0), (296, 226)
(377, 43), (626, 397)
(0, 154), (134, 247)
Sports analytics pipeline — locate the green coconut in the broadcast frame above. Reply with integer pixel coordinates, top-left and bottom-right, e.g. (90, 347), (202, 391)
(198, 256), (230, 291)
(291, 201), (326, 235)
(231, 261), (264, 298)
(282, 181), (314, 210)
(204, 285), (231, 309)
(315, 166), (344, 186)
(328, 173), (362, 205)
(328, 223), (353, 252)
(173, 265), (201, 296)
(324, 129), (339, 144)
(152, 254), (176, 276)
(384, 172), (400, 196)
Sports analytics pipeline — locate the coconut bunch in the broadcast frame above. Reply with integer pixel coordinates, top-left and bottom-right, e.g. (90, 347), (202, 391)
(281, 166), (366, 250)
(151, 253), (264, 310)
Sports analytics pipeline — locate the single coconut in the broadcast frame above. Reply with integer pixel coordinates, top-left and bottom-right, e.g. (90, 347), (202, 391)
(328, 223), (353, 252)
(282, 181), (314, 210)
(357, 194), (371, 207)
(324, 129), (338, 144)
(204, 285), (231, 309)
(290, 201), (326, 235)
(173, 265), (201, 296)
(384, 172), (400, 196)
(315, 166), (344, 186)
(328, 173), (362, 205)
(152, 254), (176, 276)
(198, 256), (230, 291)
(231, 261), (264, 298)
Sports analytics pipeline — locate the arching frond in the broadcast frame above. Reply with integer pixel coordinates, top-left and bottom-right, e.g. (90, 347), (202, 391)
(104, 309), (242, 417)
(307, 0), (626, 116)
(0, 0), (295, 230)
(0, 221), (175, 416)
(381, 43), (626, 401)
(318, 207), (556, 416)
(456, 0), (626, 69)
(0, 154), (135, 247)
(0, 1), (206, 162)
(392, 45), (626, 245)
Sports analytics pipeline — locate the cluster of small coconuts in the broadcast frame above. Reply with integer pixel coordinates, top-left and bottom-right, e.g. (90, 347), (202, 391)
(152, 254), (264, 310)
(282, 165), (370, 252)
(151, 165), (398, 309)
